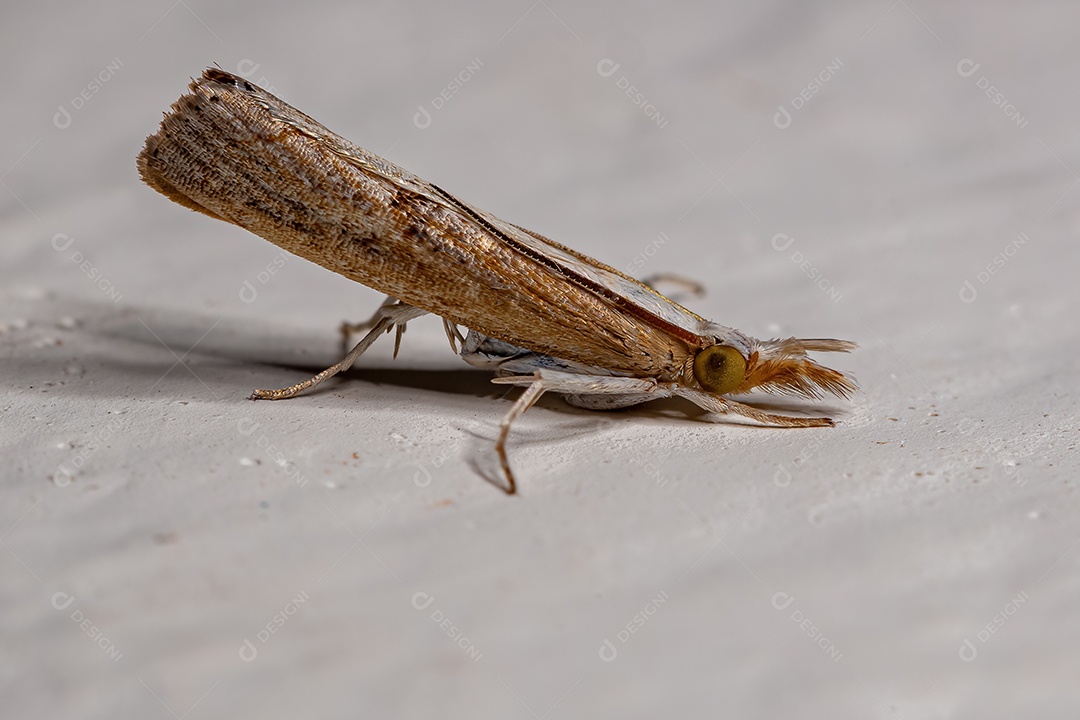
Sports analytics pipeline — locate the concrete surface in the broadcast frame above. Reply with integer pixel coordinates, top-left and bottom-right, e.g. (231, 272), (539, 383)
(2, 1), (1078, 717)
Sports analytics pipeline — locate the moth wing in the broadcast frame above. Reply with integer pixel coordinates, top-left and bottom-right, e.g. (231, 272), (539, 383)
(199, 69), (711, 346)
(497, 219), (712, 337)
(326, 147), (713, 345)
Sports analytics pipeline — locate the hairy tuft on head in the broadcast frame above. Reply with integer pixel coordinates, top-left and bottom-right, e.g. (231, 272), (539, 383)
(738, 337), (857, 400)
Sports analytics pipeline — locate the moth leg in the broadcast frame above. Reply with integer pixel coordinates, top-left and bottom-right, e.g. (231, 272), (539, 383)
(458, 331), (532, 370)
(251, 303), (427, 401)
(494, 378), (546, 495)
(340, 295), (399, 339)
(338, 296), (425, 360)
(442, 319), (466, 354)
(671, 386), (835, 428)
(491, 370), (664, 493)
(340, 298), (457, 359)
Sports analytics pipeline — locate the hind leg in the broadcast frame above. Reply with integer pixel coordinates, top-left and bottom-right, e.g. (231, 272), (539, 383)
(251, 302), (427, 400)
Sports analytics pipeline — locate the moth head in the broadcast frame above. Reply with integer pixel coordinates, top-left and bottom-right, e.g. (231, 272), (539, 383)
(692, 337), (857, 399)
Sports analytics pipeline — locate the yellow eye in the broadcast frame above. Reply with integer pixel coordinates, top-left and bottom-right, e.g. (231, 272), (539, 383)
(693, 345), (747, 395)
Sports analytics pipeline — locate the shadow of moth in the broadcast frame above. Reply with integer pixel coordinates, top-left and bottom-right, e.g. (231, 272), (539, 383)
(138, 68), (857, 494)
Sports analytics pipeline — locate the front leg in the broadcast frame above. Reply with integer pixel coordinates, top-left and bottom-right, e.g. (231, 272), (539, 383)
(489, 369), (668, 494)
(672, 386), (837, 428)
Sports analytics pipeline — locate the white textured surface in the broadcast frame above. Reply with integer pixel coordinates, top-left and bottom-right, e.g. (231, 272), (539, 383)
(3, 1), (1079, 717)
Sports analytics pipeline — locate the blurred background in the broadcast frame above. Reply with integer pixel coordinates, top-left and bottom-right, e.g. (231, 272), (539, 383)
(2, 1), (1078, 717)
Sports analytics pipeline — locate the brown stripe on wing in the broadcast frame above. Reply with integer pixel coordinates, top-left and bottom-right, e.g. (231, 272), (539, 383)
(428, 183), (706, 348)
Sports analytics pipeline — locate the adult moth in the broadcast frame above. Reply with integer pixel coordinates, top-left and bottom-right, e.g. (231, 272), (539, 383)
(138, 68), (856, 494)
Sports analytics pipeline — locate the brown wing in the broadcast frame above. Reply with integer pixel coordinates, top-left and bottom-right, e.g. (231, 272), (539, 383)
(137, 69), (705, 378)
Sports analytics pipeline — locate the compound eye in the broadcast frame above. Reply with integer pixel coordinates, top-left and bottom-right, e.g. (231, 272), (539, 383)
(693, 345), (747, 395)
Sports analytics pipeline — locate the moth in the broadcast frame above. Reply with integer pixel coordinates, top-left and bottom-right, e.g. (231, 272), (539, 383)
(138, 68), (856, 494)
